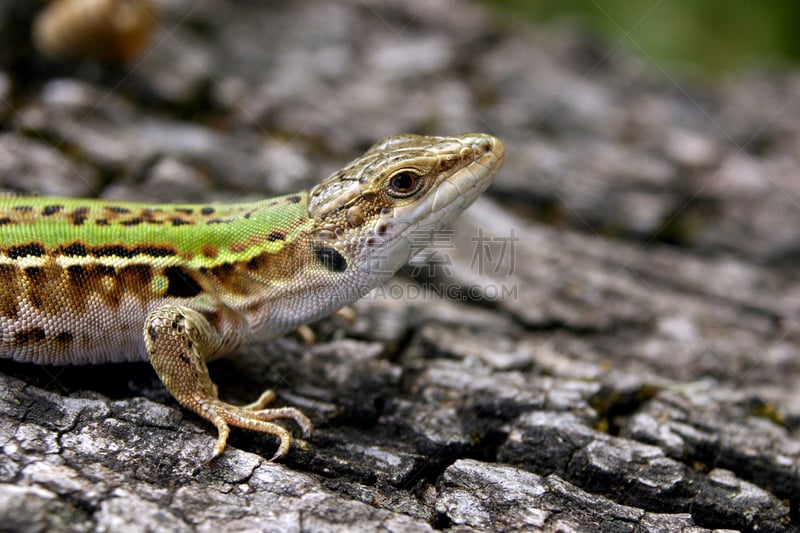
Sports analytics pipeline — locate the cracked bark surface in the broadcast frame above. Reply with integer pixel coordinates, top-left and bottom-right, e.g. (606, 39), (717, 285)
(1, 0), (799, 531)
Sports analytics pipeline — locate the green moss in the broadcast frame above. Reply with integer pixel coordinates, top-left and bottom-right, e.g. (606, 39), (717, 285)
(476, 0), (800, 75)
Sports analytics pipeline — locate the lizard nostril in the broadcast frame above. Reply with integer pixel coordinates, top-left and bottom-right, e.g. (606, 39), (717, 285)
(472, 137), (491, 155)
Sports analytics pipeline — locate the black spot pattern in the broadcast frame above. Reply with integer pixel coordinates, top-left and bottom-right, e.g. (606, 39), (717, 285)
(164, 266), (203, 298)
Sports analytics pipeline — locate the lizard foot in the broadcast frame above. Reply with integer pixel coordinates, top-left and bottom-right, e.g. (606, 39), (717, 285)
(144, 304), (312, 461)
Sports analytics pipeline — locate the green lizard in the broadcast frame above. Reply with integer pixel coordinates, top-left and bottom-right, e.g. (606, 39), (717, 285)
(0, 133), (504, 460)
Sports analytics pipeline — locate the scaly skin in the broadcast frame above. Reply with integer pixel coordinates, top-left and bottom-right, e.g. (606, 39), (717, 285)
(0, 133), (505, 460)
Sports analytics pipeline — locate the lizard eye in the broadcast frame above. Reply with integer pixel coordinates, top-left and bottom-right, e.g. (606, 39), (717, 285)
(387, 171), (422, 198)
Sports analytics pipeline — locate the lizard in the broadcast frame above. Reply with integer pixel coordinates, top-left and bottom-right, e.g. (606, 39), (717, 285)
(0, 132), (505, 461)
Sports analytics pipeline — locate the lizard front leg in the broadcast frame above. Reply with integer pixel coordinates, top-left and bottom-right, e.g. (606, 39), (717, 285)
(143, 304), (312, 461)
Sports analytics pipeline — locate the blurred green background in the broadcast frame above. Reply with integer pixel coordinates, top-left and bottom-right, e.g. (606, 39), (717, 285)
(478, 0), (800, 75)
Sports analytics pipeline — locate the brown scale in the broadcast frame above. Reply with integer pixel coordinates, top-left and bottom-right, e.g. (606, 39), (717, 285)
(65, 264), (102, 303)
(0, 242), (180, 261)
(0, 203), (230, 228)
(201, 245), (219, 259)
(11, 326), (76, 353)
(201, 237), (315, 299)
(3, 249), (213, 319)
(13, 327), (46, 346)
(63, 263), (155, 312)
(17, 259), (160, 321)
(204, 262), (262, 298)
(255, 237), (319, 282)
(227, 229), (286, 254)
(69, 207), (90, 226)
(82, 205), (198, 226)
(53, 331), (74, 349)
(0, 265), (21, 320)
(118, 264), (154, 294)
(22, 263), (64, 313)
(100, 202), (250, 228)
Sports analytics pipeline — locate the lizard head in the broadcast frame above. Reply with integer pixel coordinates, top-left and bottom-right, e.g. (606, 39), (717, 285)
(308, 132), (504, 279)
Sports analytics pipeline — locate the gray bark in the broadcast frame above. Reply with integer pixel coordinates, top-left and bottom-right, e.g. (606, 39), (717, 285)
(0, 1), (798, 531)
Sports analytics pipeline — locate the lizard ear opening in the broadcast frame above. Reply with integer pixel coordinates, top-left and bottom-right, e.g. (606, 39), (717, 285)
(314, 244), (348, 273)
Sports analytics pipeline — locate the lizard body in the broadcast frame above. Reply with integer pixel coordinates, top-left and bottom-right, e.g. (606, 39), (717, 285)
(0, 133), (504, 460)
